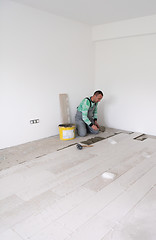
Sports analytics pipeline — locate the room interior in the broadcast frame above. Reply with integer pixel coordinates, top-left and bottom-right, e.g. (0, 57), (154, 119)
(0, 0), (156, 239)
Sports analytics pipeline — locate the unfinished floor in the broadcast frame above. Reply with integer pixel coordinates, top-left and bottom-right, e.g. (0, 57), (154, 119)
(0, 128), (156, 240)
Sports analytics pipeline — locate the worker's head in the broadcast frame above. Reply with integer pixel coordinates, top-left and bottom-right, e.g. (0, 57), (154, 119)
(92, 90), (103, 103)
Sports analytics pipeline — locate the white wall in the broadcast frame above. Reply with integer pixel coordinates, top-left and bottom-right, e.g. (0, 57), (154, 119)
(93, 16), (156, 136)
(0, 0), (94, 149)
(1, 2), (156, 149)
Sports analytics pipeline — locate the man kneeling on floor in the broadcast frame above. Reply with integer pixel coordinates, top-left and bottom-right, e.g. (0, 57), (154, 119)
(75, 90), (103, 137)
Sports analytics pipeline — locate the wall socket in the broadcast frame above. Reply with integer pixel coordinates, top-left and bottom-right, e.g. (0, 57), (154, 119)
(30, 119), (40, 124)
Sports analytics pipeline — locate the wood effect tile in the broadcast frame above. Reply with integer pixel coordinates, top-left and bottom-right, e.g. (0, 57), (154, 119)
(101, 186), (156, 240)
(0, 195), (24, 215)
(56, 161), (156, 233)
(0, 229), (23, 240)
(67, 167), (156, 240)
(83, 149), (154, 192)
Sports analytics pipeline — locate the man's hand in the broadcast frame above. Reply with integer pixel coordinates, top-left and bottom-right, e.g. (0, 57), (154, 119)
(94, 121), (100, 129)
(92, 124), (99, 131)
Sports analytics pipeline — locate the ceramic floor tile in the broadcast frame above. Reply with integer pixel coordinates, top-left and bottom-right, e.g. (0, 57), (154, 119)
(17, 154), (98, 200)
(12, 212), (55, 239)
(56, 159), (156, 232)
(0, 129), (155, 240)
(12, 187), (94, 239)
(26, 189), (60, 210)
(67, 167), (156, 240)
(56, 187), (95, 212)
(0, 195), (24, 215)
(83, 149), (152, 192)
(0, 229), (23, 240)
(56, 183), (124, 232)
(15, 177), (55, 201)
(49, 151), (97, 175)
(102, 187), (156, 240)
(51, 160), (109, 196)
(0, 165), (28, 179)
(51, 140), (146, 196)
(29, 221), (71, 240)
(0, 199), (48, 233)
(0, 130), (100, 171)
(0, 166), (55, 201)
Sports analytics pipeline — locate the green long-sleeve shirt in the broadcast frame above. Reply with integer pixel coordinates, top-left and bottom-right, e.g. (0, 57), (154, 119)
(77, 97), (98, 125)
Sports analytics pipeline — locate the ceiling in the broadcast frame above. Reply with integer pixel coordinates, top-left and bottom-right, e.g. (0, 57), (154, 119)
(10, 0), (156, 25)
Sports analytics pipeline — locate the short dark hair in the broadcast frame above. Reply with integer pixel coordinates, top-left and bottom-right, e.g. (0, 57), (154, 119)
(94, 90), (103, 96)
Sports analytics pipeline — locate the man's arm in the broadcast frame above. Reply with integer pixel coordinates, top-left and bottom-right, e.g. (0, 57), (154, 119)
(81, 99), (92, 125)
(81, 99), (98, 130)
(93, 104), (99, 128)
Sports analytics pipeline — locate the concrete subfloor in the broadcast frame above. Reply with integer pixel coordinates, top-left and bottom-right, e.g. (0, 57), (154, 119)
(0, 128), (156, 240)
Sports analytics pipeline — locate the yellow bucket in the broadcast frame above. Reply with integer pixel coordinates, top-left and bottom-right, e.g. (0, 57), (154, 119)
(58, 124), (76, 140)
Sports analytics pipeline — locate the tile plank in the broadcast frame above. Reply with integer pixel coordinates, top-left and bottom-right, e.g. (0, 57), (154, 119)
(56, 160), (156, 232)
(66, 167), (156, 240)
(101, 186), (156, 240)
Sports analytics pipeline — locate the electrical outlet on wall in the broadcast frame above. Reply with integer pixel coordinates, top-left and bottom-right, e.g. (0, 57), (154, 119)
(30, 119), (40, 124)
